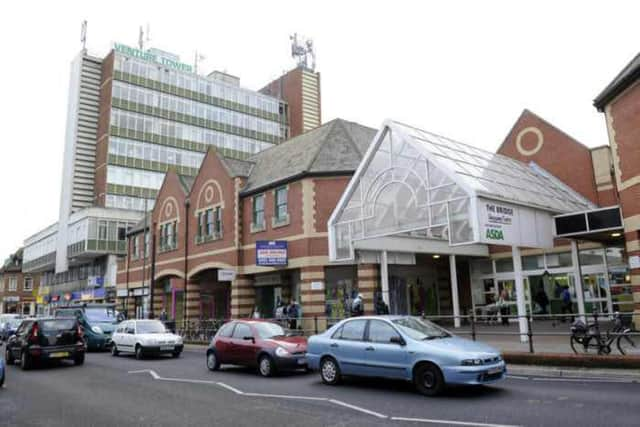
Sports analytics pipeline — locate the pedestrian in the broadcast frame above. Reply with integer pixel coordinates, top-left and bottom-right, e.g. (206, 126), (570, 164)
(288, 300), (300, 330)
(375, 295), (389, 315)
(252, 306), (261, 319)
(159, 310), (168, 322)
(534, 287), (549, 315)
(560, 286), (574, 322)
(275, 301), (285, 321)
(351, 293), (364, 317)
(498, 288), (510, 326)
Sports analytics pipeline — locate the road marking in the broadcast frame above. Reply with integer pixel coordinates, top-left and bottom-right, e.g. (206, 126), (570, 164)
(244, 392), (328, 401)
(505, 375), (529, 380)
(328, 399), (388, 419)
(391, 416), (521, 427)
(128, 369), (159, 379)
(216, 382), (244, 395)
(507, 374), (637, 384)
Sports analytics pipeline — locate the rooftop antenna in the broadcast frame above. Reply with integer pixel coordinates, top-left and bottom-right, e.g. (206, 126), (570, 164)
(290, 33), (316, 71)
(194, 51), (206, 74)
(80, 20), (87, 51)
(146, 23), (151, 45)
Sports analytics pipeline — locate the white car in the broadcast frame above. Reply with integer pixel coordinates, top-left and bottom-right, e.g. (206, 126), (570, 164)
(111, 320), (183, 360)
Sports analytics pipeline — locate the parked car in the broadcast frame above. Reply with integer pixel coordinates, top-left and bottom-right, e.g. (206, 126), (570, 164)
(111, 319), (183, 359)
(4, 317), (85, 370)
(306, 315), (506, 396)
(0, 317), (24, 342)
(55, 304), (121, 351)
(0, 355), (5, 388)
(206, 320), (307, 377)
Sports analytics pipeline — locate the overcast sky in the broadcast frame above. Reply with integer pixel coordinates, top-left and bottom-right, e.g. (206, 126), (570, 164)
(0, 0), (637, 259)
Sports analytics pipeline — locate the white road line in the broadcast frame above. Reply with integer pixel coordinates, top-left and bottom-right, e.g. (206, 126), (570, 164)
(244, 392), (328, 401)
(328, 399), (388, 419)
(127, 369), (159, 379)
(505, 375), (530, 380)
(391, 416), (521, 427)
(531, 377), (635, 384)
(216, 382), (244, 395)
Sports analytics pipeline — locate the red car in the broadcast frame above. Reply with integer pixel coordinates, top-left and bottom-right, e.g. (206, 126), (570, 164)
(206, 320), (307, 377)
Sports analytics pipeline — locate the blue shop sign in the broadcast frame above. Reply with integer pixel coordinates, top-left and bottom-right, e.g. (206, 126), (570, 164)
(256, 241), (288, 266)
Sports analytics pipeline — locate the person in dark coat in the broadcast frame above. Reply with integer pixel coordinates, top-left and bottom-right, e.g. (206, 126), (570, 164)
(375, 295), (389, 315)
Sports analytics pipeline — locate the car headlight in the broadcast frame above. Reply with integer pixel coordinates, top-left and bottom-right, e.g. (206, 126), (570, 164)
(91, 326), (103, 334)
(275, 347), (291, 357)
(461, 359), (484, 366)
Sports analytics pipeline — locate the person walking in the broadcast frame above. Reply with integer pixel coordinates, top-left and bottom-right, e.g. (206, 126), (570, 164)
(560, 286), (574, 322)
(498, 288), (510, 326)
(287, 300), (300, 330)
(375, 295), (389, 315)
(351, 293), (364, 317)
(535, 287), (550, 315)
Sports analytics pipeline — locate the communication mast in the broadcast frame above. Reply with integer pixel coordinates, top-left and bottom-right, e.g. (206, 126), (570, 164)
(290, 33), (316, 71)
(80, 20), (87, 51)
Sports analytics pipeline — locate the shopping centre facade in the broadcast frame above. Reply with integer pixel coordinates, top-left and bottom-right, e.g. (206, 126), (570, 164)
(116, 47), (640, 334)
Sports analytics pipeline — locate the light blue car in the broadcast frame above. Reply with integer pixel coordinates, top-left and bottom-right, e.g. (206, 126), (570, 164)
(0, 352), (5, 388)
(306, 315), (506, 396)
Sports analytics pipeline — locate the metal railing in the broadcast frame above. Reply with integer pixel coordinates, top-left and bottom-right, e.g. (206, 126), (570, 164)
(165, 312), (640, 356)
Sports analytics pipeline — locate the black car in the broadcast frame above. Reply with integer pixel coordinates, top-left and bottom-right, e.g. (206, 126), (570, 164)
(4, 317), (86, 370)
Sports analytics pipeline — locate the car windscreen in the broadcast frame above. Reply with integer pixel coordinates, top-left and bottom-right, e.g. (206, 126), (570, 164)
(392, 317), (450, 340)
(41, 320), (76, 332)
(253, 322), (286, 339)
(85, 307), (118, 323)
(136, 321), (167, 334)
(7, 319), (23, 328)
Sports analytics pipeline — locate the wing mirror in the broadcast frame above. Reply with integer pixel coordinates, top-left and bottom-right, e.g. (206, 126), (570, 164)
(127, 328), (135, 334)
(243, 336), (255, 342)
(390, 336), (406, 346)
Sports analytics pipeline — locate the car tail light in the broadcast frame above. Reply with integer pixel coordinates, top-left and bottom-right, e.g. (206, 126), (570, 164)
(28, 322), (39, 344)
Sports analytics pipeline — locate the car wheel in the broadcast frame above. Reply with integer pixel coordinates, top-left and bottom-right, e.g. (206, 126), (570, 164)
(74, 354), (85, 366)
(20, 351), (32, 371)
(172, 351), (181, 358)
(206, 351), (220, 371)
(5, 348), (14, 365)
(414, 363), (445, 396)
(135, 345), (144, 360)
(320, 357), (341, 385)
(258, 355), (276, 377)
(111, 344), (119, 357)
(0, 370), (4, 388)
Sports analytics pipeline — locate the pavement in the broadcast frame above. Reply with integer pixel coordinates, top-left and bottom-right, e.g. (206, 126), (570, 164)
(2, 345), (640, 427)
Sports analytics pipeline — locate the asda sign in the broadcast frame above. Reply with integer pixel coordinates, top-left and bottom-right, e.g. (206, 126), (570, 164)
(114, 43), (193, 73)
(476, 198), (553, 248)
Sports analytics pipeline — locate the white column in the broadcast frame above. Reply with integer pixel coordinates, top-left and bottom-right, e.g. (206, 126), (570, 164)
(570, 240), (586, 321)
(449, 255), (461, 328)
(381, 250), (390, 307)
(512, 246), (529, 343)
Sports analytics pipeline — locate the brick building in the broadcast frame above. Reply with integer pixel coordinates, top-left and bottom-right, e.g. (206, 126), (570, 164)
(0, 249), (41, 315)
(116, 119), (377, 327)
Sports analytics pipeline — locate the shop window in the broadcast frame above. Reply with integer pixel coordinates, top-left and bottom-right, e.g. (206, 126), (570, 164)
(605, 247), (625, 266)
(495, 258), (513, 273)
(579, 248), (604, 266)
(522, 255), (544, 270)
(472, 259), (493, 275)
(545, 252), (572, 268)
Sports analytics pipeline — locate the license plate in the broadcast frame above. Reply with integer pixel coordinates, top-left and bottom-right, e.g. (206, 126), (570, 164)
(487, 367), (503, 375)
(297, 358), (307, 365)
(50, 352), (69, 358)
(160, 345), (174, 351)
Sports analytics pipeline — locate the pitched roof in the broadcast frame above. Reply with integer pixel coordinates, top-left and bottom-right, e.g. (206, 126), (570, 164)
(0, 248), (23, 273)
(594, 52), (640, 111)
(219, 156), (254, 177)
(240, 119), (376, 195)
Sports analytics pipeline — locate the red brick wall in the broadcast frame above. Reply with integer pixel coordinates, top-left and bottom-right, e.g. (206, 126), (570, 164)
(499, 110), (598, 204)
(261, 68), (304, 137)
(608, 82), (640, 185)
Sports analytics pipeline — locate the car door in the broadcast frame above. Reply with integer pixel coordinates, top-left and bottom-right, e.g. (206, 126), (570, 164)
(364, 319), (409, 379)
(112, 324), (125, 350)
(10, 320), (32, 359)
(229, 323), (258, 366)
(329, 319), (369, 376)
(214, 322), (236, 364)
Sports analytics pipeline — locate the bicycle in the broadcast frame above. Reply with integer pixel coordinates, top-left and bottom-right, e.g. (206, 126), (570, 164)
(570, 312), (637, 355)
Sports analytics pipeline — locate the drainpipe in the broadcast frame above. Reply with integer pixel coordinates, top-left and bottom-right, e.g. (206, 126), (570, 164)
(183, 199), (190, 328)
(149, 221), (157, 319)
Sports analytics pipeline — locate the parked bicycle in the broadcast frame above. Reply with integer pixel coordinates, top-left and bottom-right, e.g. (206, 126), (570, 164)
(570, 312), (637, 355)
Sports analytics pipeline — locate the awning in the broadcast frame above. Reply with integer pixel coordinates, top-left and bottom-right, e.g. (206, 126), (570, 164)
(554, 205), (624, 243)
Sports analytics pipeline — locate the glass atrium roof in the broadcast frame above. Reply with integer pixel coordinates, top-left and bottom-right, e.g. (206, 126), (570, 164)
(328, 120), (594, 261)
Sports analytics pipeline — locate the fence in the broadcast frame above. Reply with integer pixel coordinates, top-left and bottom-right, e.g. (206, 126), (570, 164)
(166, 311), (640, 356)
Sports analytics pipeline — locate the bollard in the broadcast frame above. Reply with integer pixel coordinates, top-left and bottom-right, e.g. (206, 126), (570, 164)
(471, 314), (477, 341)
(314, 316), (318, 335)
(527, 314), (534, 353)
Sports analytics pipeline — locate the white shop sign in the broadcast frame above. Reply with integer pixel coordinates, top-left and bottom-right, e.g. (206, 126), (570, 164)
(218, 269), (236, 282)
(116, 289), (128, 297)
(310, 281), (324, 291)
(629, 255), (640, 270)
(477, 198), (553, 248)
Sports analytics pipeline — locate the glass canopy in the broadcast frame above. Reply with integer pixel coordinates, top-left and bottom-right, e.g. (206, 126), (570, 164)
(328, 120), (594, 262)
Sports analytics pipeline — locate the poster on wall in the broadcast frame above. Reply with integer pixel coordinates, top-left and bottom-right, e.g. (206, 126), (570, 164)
(256, 241), (288, 266)
(477, 198), (553, 248)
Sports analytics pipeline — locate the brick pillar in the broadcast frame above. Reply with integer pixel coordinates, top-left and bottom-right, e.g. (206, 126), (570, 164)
(357, 264), (380, 315)
(186, 278), (201, 320)
(152, 281), (164, 319)
(300, 266), (326, 332)
(231, 274), (254, 318)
